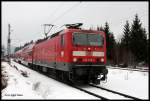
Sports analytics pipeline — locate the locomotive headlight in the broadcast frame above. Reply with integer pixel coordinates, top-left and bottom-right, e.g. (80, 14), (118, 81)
(101, 58), (104, 62)
(88, 47), (91, 50)
(73, 58), (77, 62)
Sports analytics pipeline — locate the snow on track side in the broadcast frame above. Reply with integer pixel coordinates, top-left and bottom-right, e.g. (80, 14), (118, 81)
(3, 60), (99, 99)
(1, 62), (43, 99)
(101, 67), (148, 99)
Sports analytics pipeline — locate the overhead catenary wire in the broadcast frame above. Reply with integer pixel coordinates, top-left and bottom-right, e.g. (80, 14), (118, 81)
(41, 2), (65, 38)
(44, 2), (64, 23)
(14, 3), (68, 47)
(45, 2), (82, 31)
(50, 2), (82, 25)
(49, 2), (82, 34)
(32, 2), (82, 43)
(34, 2), (64, 36)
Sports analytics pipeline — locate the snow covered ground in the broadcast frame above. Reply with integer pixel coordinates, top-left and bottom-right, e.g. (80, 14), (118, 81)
(100, 66), (149, 99)
(1, 60), (149, 99)
(1, 61), (98, 99)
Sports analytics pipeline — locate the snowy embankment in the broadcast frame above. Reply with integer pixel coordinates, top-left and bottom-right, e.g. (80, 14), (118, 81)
(1, 60), (148, 99)
(1, 61), (98, 99)
(100, 66), (149, 99)
(1, 62), (43, 99)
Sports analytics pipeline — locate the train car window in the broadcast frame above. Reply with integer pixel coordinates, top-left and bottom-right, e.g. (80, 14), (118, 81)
(61, 34), (65, 47)
(28, 51), (32, 55)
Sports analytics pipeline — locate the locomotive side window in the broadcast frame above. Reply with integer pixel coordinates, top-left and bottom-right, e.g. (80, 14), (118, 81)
(61, 34), (65, 47)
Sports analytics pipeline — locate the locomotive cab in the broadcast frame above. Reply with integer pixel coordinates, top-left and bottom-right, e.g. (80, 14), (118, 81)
(63, 24), (108, 84)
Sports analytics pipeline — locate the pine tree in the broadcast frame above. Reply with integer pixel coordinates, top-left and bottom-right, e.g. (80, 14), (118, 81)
(97, 26), (104, 31)
(100, 26), (104, 31)
(104, 22), (110, 59)
(14, 47), (21, 52)
(121, 20), (131, 49)
(97, 26), (100, 31)
(109, 33), (116, 62)
(121, 20), (135, 66)
(104, 22), (116, 63)
(130, 14), (147, 62)
(146, 38), (149, 63)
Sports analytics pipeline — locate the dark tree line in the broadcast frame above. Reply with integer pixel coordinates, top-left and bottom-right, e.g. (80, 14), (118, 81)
(120, 14), (148, 66)
(91, 14), (149, 66)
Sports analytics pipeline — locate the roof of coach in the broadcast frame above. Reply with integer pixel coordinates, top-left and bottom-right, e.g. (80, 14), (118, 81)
(23, 43), (35, 52)
(15, 43), (35, 54)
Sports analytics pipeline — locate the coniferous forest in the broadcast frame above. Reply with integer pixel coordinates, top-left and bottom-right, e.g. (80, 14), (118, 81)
(95, 14), (149, 67)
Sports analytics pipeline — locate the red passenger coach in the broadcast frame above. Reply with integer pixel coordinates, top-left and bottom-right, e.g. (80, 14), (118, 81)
(14, 43), (34, 65)
(15, 23), (108, 84)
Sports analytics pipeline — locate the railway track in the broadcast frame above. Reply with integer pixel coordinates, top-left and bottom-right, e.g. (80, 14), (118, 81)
(70, 84), (141, 100)
(107, 66), (148, 72)
(12, 60), (143, 100)
(88, 84), (142, 100)
(68, 84), (109, 100)
(67, 83), (143, 100)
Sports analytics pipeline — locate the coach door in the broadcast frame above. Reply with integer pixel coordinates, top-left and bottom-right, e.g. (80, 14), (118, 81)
(60, 34), (65, 58)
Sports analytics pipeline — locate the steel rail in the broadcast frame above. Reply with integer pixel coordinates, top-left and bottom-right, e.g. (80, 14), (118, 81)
(89, 84), (142, 100)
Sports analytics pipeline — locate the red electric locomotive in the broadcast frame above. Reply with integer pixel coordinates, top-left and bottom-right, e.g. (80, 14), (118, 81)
(15, 23), (108, 84)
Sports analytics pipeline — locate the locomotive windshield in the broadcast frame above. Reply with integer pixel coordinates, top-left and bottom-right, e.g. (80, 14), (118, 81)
(73, 32), (104, 46)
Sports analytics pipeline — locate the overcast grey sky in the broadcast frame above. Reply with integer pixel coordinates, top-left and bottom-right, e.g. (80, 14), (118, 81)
(2, 1), (148, 47)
